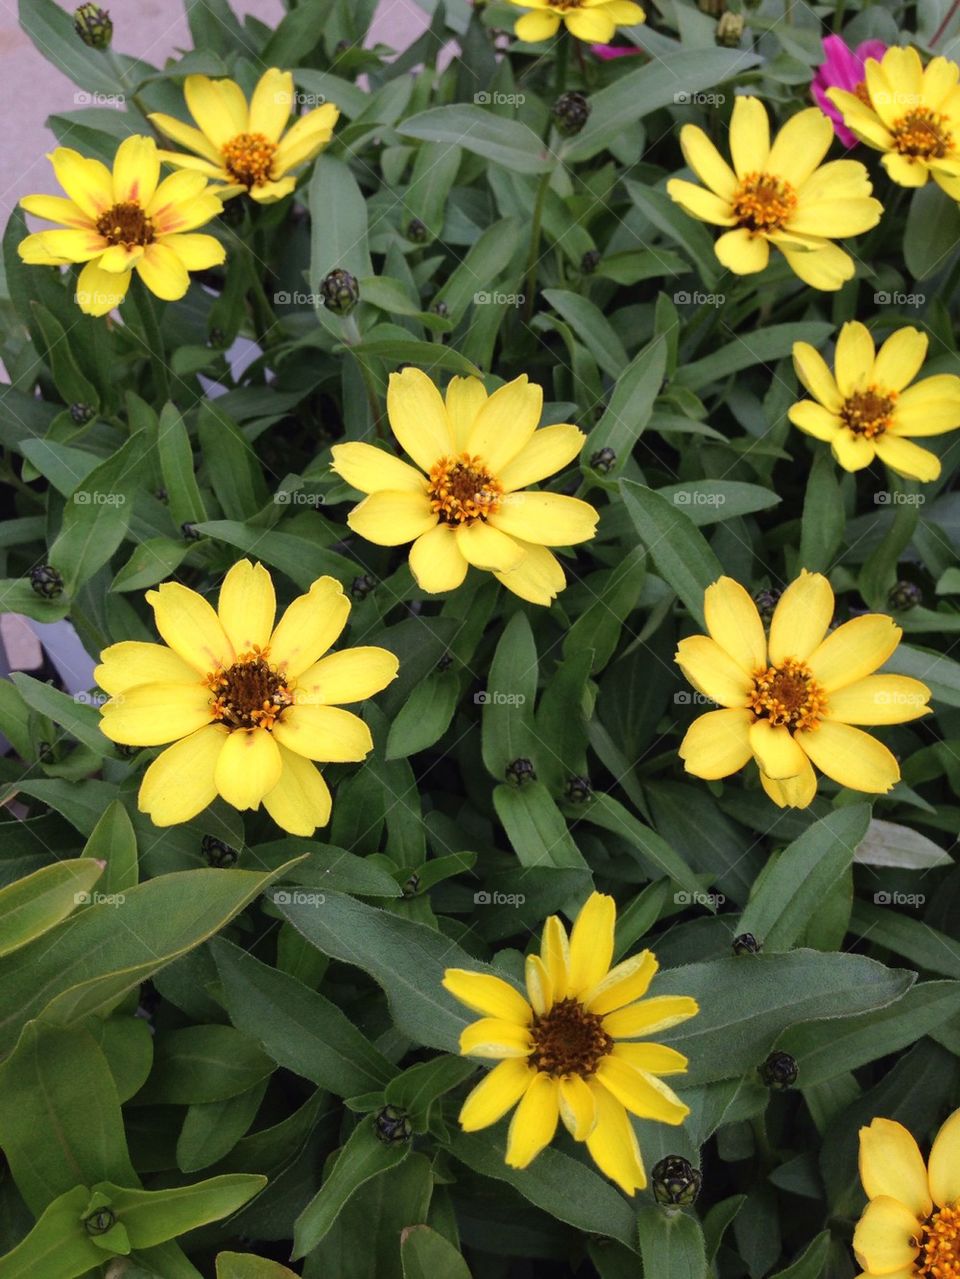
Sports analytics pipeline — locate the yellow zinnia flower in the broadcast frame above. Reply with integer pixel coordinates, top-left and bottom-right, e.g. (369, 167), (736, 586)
(96, 561), (397, 835)
(827, 46), (960, 198)
(18, 135), (224, 317)
(853, 1108), (960, 1277)
(790, 321), (960, 482)
(675, 571), (931, 808)
(666, 96), (882, 291)
(149, 68), (339, 203)
(443, 892), (698, 1195)
(330, 369), (599, 606)
(506, 0), (645, 44)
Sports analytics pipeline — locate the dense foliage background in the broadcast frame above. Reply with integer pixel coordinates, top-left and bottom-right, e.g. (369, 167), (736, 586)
(2, 0), (960, 1276)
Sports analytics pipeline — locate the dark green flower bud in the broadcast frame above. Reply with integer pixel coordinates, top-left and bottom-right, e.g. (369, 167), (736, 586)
(888, 580), (922, 611)
(70, 402), (95, 424)
(402, 872), (421, 899)
(30, 564), (64, 599)
(506, 758), (537, 785)
(201, 835), (239, 868)
(437, 652), (453, 671)
(74, 4), (113, 49)
(375, 1105), (412, 1144)
(84, 1207), (116, 1236)
(715, 12), (744, 45)
(652, 1155), (702, 1208)
(351, 574), (376, 600)
(565, 775), (592, 803)
(581, 249), (601, 275)
(590, 447), (616, 474)
(732, 932), (762, 955)
(759, 1050), (798, 1090)
(753, 587), (781, 626)
(407, 218), (428, 243)
(552, 91), (591, 138)
(432, 300), (449, 318)
(321, 268), (360, 316)
(181, 522), (201, 542)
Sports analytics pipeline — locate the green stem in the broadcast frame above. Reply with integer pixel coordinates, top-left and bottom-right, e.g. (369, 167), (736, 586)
(343, 314), (384, 439)
(127, 276), (170, 401)
(932, 0), (960, 44)
(523, 168), (553, 322)
(554, 29), (570, 97)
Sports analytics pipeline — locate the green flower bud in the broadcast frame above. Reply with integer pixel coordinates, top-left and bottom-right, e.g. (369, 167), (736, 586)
(201, 834), (239, 868)
(652, 1155), (702, 1209)
(732, 932), (762, 955)
(375, 1105), (412, 1144)
(321, 268), (360, 316)
(759, 1050), (798, 1090)
(715, 12), (745, 45)
(552, 91), (591, 138)
(506, 758), (537, 785)
(30, 564), (64, 599)
(74, 3), (113, 48)
(888, 580), (923, 611)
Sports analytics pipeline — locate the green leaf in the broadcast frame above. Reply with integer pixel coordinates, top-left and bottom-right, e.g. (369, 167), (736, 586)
(383, 1055), (477, 1132)
(0, 858), (104, 958)
(541, 290), (628, 378)
(481, 612), (539, 780)
(99, 1174), (266, 1248)
(493, 783), (586, 869)
(636, 1205), (707, 1279)
(136, 1025), (276, 1105)
(904, 184), (960, 279)
(675, 323), (834, 391)
(178, 1082), (269, 1173)
(82, 800), (139, 896)
(855, 818), (952, 869)
(111, 537), (193, 592)
(0, 1184), (103, 1279)
(620, 481), (722, 626)
(799, 453), (844, 573)
(157, 403), (207, 529)
(309, 153), (374, 291)
(30, 304), (99, 411)
(401, 1226), (472, 1279)
(653, 481), (781, 527)
(19, 0), (131, 94)
(385, 671), (459, 759)
(585, 338), (667, 470)
(193, 520), (355, 590)
(574, 793), (702, 897)
(338, 337), (482, 376)
(399, 106), (551, 173)
(216, 1254), (300, 1279)
(292, 1116), (408, 1258)
(885, 644), (960, 706)
(9, 673), (110, 757)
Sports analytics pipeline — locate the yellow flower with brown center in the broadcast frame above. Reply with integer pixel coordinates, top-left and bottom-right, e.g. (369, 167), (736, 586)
(443, 892), (698, 1194)
(667, 95), (882, 291)
(505, 0), (645, 43)
(96, 561), (397, 835)
(789, 321), (960, 482)
(675, 571), (931, 808)
(853, 1108), (960, 1278)
(827, 46), (960, 198)
(149, 67), (339, 203)
(330, 369), (599, 606)
(17, 135), (224, 316)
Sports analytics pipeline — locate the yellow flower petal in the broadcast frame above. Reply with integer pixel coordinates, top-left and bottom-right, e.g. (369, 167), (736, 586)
(873, 327), (928, 392)
(100, 682), (212, 746)
(75, 260), (131, 316)
(928, 1106), (960, 1207)
(585, 1082), (646, 1194)
(247, 175), (298, 204)
(704, 576), (767, 672)
(261, 745), (332, 836)
(894, 375), (960, 435)
(295, 647), (398, 706)
(20, 193), (92, 229)
(162, 233), (225, 272)
(148, 112), (223, 164)
(455, 522), (525, 572)
(826, 675), (930, 725)
(136, 242), (190, 301)
(214, 726), (282, 810)
(788, 198), (883, 238)
(494, 540), (566, 605)
(788, 401), (842, 441)
(540, 915), (570, 1001)
(793, 721), (900, 793)
(678, 124), (737, 200)
(602, 995), (699, 1039)
(147, 581), (234, 674)
(715, 227), (770, 275)
(98, 243), (143, 274)
(95, 641), (198, 697)
(779, 241), (857, 292)
(490, 491), (598, 547)
(269, 576), (349, 677)
(330, 442), (427, 494)
(564, 7), (616, 40)
(730, 96), (770, 178)
(793, 341), (842, 411)
(834, 322), (875, 397)
(559, 1074), (597, 1141)
(596, 1058), (689, 1124)
(442, 970), (532, 1024)
(759, 755), (818, 809)
(506, 1073), (559, 1167)
(272, 704), (372, 762)
(248, 67), (293, 142)
(217, 560), (275, 656)
(749, 720), (807, 781)
(466, 374), (543, 474)
(515, 9), (562, 41)
(409, 524), (469, 593)
(386, 368), (455, 472)
(348, 491), (437, 546)
(768, 570), (834, 665)
(567, 892), (616, 996)
(666, 179), (736, 226)
(678, 707), (753, 780)
(271, 104), (339, 174)
(852, 1196), (921, 1275)
(445, 376), (488, 451)
(48, 148), (113, 220)
(807, 615), (902, 692)
(611, 1042), (688, 1076)
(583, 951), (658, 1016)
(185, 74), (248, 148)
(138, 723), (229, 825)
(859, 1118), (932, 1218)
(112, 134), (160, 206)
(873, 434), (942, 482)
(767, 107), (833, 187)
(459, 1059), (535, 1131)
(675, 635), (752, 708)
(832, 430), (876, 472)
(497, 424), (585, 492)
(525, 954), (553, 1017)
(24, 228), (105, 263)
(460, 1018), (533, 1060)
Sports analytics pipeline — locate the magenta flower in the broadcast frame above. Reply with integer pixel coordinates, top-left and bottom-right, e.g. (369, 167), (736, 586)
(811, 35), (887, 147)
(590, 43), (644, 59)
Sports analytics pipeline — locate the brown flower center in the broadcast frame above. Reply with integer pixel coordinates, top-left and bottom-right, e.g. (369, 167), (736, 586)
(428, 454), (502, 525)
(915, 1202), (960, 1277)
(731, 172), (798, 234)
(841, 385), (897, 438)
(530, 997), (612, 1078)
(749, 659), (826, 732)
(853, 80), (871, 106)
(95, 201), (155, 247)
(892, 107), (952, 159)
(207, 652), (294, 731)
(222, 132), (277, 189)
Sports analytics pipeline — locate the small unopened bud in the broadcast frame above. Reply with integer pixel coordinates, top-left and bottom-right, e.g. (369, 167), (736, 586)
(407, 218), (428, 243)
(759, 1050), (798, 1090)
(321, 268), (360, 316)
(552, 91), (591, 137)
(888, 580), (923, 611)
(432, 300), (449, 318)
(181, 522), (201, 542)
(732, 932), (762, 955)
(84, 1207), (116, 1236)
(506, 758), (537, 785)
(715, 12), (744, 45)
(74, 3), (113, 49)
(70, 402), (95, 424)
(565, 775), (592, 803)
(375, 1105), (412, 1144)
(652, 1155), (702, 1210)
(402, 872), (420, 899)
(753, 587), (781, 626)
(30, 564), (64, 599)
(581, 249), (601, 275)
(201, 835), (238, 868)
(351, 574), (376, 600)
(590, 447), (616, 474)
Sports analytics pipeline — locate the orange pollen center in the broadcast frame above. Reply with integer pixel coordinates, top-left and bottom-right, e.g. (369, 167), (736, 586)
(892, 107), (951, 159)
(222, 132), (277, 189)
(731, 172), (798, 233)
(530, 998), (612, 1078)
(95, 201), (154, 247)
(749, 658), (826, 731)
(206, 649), (294, 731)
(853, 80), (871, 106)
(551, 0), (583, 8)
(841, 385), (897, 438)
(427, 453), (502, 525)
(915, 1202), (960, 1277)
